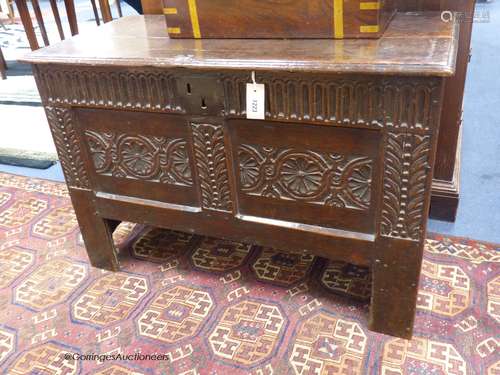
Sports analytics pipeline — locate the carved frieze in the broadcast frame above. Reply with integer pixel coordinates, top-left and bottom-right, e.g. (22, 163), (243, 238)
(238, 144), (373, 210)
(34, 66), (182, 113)
(223, 74), (441, 132)
(45, 107), (90, 189)
(84, 130), (193, 186)
(35, 66), (441, 133)
(380, 132), (431, 241)
(190, 123), (233, 212)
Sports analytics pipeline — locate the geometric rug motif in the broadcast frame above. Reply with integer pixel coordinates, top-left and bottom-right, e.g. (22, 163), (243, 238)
(132, 228), (194, 263)
(137, 285), (214, 345)
(72, 273), (149, 327)
(190, 237), (251, 272)
(426, 236), (500, 264)
(13, 258), (87, 311)
(0, 192), (10, 208)
(208, 298), (287, 368)
(320, 261), (372, 301)
(0, 246), (34, 289)
(0, 195), (47, 228)
(289, 311), (367, 374)
(251, 247), (315, 286)
(487, 275), (500, 324)
(0, 326), (15, 366)
(417, 259), (470, 317)
(6, 342), (79, 375)
(32, 205), (78, 239)
(381, 337), (467, 375)
(0, 172), (498, 374)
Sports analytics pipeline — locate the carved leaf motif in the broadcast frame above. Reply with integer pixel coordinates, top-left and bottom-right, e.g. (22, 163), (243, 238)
(83, 130), (193, 187)
(237, 144), (373, 211)
(45, 107), (90, 189)
(168, 139), (193, 185)
(191, 123), (233, 212)
(86, 132), (112, 172)
(381, 132), (431, 240)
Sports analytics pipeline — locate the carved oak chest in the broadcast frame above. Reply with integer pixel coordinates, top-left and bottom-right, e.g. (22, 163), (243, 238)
(163, 0), (396, 39)
(23, 13), (459, 339)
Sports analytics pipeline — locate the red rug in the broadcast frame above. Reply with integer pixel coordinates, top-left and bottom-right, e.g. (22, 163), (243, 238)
(0, 172), (498, 374)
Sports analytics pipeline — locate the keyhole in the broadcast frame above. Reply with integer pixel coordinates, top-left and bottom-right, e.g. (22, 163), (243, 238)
(186, 83), (192, 95)
(201, 97), (207, 109)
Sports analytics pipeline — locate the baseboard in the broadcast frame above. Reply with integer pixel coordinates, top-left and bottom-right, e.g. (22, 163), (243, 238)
(430, 127), (462, 222)
(430, 178), (459, 221)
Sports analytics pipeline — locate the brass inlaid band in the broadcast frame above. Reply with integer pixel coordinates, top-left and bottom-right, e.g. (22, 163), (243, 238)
(360, 2), (380, 10)
(163, 7), (178, 14)
(360, 25), (380, 33)
(188, 0), (201, 39)
(333, 0), (344, 38)
(167, 27), (181, 34)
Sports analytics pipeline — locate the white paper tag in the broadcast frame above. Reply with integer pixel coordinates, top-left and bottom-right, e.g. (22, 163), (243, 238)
(246, 83), (265, 120)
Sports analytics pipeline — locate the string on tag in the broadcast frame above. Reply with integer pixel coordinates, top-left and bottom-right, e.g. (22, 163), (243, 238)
(251, 71), (257, 92)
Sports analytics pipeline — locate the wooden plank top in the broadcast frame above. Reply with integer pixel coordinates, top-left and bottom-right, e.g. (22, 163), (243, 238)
(21, 13), (459, 76)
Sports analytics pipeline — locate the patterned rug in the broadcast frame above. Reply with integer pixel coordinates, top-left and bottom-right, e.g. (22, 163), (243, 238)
(0, 172), (498, 375)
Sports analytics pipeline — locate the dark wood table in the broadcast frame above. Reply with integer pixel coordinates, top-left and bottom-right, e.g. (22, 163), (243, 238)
(22, 13), (459, 339)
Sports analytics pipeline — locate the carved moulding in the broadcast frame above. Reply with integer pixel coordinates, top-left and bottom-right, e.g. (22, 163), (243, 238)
(190, 123), (233, 212)
(238, 144), (373, 211)
(222, 74), (441, 132)
(45, 106), (90, 189)
(35, 66), (441, 133)
(34, 66), (183, 113)
(84, 130), (193, 186)
(380, 132), (432, 241)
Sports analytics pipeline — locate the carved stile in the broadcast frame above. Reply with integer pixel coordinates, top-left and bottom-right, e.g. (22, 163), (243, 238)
(380, 132), (431, 241)
(191, 123), (233, 212)
(45, 107), (90, 189)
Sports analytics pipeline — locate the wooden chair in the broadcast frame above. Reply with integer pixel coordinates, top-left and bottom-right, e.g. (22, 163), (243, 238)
(0, 46), (7, 79)
(14, 0), (122, 51)
(0, 0), (16, 21)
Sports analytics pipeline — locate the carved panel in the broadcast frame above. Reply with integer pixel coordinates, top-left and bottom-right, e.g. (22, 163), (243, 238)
(84, 130), (193, 186)
(190, 123), (233, 212)
(36, 67), (442, 133)
(223, 75), (441, 131)
(45, 107), (90, 189)
(34, 66), (182, 113)
(238, 144), (373, 211)
(380, 132), (431, 241)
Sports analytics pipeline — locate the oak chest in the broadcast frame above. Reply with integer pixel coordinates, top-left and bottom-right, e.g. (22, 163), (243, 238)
(23, 13), (459, 339)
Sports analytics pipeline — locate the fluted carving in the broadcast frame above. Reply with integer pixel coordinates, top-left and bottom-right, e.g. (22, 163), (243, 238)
(35, 67), (182, 113)
(223, 74), (440, 132)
